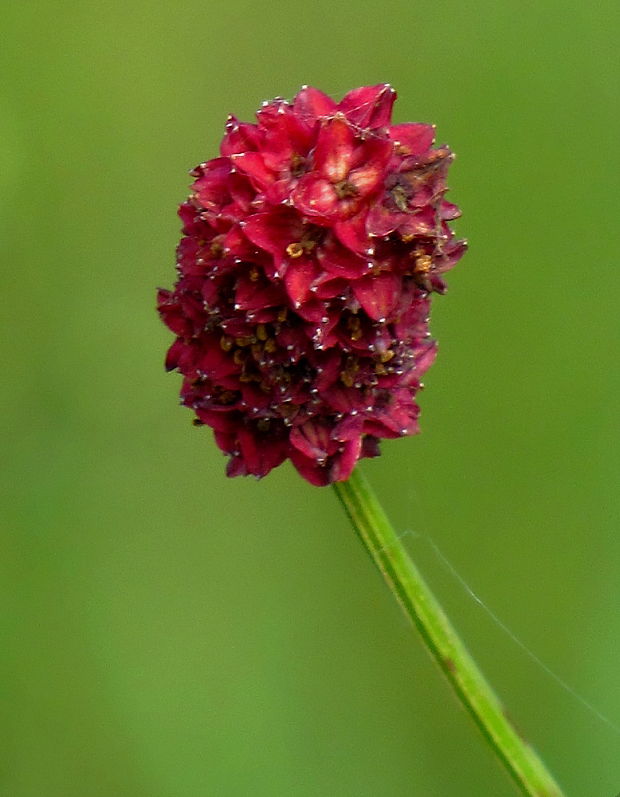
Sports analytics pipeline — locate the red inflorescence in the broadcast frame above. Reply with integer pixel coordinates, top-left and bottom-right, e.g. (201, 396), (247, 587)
(157, 84), (466, 485)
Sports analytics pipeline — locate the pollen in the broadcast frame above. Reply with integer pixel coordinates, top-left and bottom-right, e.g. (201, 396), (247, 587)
(347, 316), (363, 341)
(286, 242), (304, 258)
(264, 337), (277, 353)
(414, 254), (433, 274)
(334, 180), (358, 200)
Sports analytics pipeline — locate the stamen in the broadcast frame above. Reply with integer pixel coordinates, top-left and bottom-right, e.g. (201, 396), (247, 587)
(286, 242), (304, 258)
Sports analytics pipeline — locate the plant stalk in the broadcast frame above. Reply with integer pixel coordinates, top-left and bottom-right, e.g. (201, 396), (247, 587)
(333, 467), (564, 797)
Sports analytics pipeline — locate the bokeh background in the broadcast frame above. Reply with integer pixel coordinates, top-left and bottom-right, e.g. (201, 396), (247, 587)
(2, 1), (619, 795)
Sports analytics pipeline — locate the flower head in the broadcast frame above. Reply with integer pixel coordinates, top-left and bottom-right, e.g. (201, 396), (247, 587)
(157, 84), (466, 485)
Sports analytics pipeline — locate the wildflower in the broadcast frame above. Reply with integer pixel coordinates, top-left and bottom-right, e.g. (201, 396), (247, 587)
(157, 84), (466, 485)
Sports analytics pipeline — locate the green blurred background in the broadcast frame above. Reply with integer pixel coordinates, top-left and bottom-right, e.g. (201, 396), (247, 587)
(2, 1), (619, 795)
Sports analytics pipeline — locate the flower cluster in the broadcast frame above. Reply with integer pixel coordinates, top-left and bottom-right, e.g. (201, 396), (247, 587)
(158, 84), (466, 485)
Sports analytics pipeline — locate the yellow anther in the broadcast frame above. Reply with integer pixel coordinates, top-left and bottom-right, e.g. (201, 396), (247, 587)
(390, 184), (408, 212)
(347, 316), (362, 340)
(290, 153), (306, 177)
(278, 403), (298, 419)
(340, 356), (360, 387)
(264, 337), (277, 353)
(256, 323), (268, 341)
(220, 335), (234, 351)
(414, 254), (432, 275)
(286, 242), (304, 258)
(334, 180), (358, 199)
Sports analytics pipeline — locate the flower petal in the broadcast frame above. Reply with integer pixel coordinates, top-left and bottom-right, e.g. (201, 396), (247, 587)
(441, 200), (461, 220)
(318, 238), (368, 278)
(283, 257), (321, 308)
(230, 152), (273, 192)
(192, 158), (232, 210)
(288, 450), (331, 486)
(164, 339), (186, 371)
(330, 436), (363, 482)
(313, 117), (356, 182)
(366, 203), (401, 237)
(338, 84), (396, 129)
(258, 104), (314, 170)
(242, 208), (304, 269)
(291, 175), (338, 219)
(220, 116), (260, 156)
(347, 139), (393, 197)
(312, 350), (343, 391)
(293, 86), (337, 121)
(398, 205), (439, 237)
(333, 212), (372, 255)
(289, 420), (332, 461)
(352, 272), (401, 321)
(237, 426), (288, 478)
(436, 238), (468, 272)
(389, 123), (435, 155)
(412, 340), (437, 377)
(235, 272), (286, 311)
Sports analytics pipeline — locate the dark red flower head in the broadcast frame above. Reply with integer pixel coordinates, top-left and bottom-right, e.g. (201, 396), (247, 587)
(157, 85), (466, 485)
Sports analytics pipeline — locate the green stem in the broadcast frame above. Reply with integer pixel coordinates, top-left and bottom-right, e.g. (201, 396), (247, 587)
(333, 467), (564, 797)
